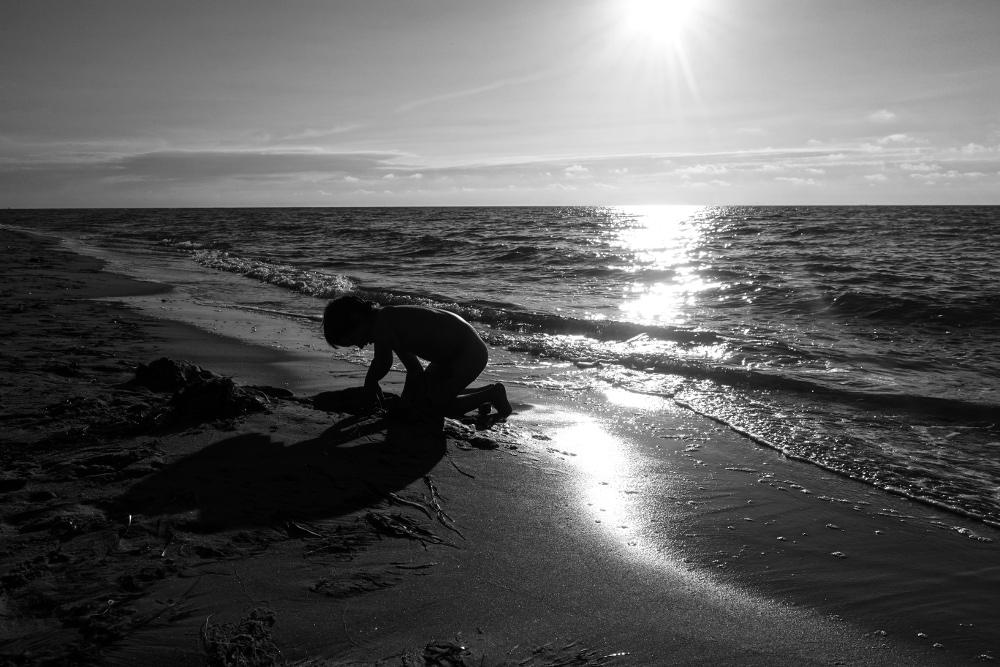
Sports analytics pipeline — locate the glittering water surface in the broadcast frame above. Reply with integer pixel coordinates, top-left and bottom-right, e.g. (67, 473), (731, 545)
(6, 205), (999, 524)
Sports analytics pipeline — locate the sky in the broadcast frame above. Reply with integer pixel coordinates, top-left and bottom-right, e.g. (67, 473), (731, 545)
(2, 0), (999, 207)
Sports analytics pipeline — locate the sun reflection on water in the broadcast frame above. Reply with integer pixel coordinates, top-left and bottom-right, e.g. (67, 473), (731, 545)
(614, 205), (713, 326)
(551, 418), (624, 478)
(541, 406), (640, 548)
(524, 391), (688, 568)
(602, 385), (667, 411)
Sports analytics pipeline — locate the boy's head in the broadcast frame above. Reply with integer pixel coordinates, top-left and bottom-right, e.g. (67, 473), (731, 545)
(323, 295), (377, 348)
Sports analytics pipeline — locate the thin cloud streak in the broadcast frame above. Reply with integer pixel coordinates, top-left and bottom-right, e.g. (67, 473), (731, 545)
(396, 72), (552, 112)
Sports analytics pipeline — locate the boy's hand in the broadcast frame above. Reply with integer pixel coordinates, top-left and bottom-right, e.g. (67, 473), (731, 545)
(357, 385), (385, 415)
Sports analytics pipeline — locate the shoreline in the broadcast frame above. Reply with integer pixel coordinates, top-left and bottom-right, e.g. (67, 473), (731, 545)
(674, 398), (1000, 531)
(541, 388), (1000, 656)
(2, 228), (994, 665)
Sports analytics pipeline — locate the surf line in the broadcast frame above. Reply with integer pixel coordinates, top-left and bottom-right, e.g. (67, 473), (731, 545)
(227, 304), (323, 323)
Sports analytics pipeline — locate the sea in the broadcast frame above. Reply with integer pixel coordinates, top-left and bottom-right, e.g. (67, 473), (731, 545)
(4, 206), (999, 527)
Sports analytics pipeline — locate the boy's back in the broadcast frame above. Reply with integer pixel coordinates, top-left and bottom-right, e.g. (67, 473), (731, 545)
(371, 305), (481, 362)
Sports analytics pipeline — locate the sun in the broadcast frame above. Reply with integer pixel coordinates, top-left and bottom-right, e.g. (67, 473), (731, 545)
(622, 0), (702, 40)
(609, 0), (709, 101)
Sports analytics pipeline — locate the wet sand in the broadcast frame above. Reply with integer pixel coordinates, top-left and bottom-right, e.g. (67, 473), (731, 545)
(1, 227), (996, 666)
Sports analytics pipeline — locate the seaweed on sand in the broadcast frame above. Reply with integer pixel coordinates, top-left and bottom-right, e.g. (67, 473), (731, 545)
(411, 640), (471, 666)
(364, 511), (449, 548)
(202, 607), (282, 667)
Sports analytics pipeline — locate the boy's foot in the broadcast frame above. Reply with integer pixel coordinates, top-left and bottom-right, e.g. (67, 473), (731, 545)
(489, 383), (513, 419)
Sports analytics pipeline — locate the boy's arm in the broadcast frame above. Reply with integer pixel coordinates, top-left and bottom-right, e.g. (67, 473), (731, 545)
(363, 341), (394, 408)
(395, 350), (424, 400)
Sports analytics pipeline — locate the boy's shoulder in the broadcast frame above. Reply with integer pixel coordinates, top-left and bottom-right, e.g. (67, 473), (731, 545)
(373, 305), (449, 334)
(379, 304), (436, 319)
(369, 305), (413, 335)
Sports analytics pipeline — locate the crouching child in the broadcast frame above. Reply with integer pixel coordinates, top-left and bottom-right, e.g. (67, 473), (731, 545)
(322, 296), (512, 426)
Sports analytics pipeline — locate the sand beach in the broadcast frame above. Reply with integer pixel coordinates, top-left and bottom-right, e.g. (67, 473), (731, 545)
(2, 227), (997, 666)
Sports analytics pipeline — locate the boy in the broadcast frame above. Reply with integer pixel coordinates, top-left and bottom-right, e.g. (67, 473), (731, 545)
(322, 296), (512, 423)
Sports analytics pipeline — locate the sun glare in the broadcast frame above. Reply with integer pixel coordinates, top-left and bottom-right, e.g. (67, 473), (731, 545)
(622, 0), (702, 39)
(610, 0), (709, 103)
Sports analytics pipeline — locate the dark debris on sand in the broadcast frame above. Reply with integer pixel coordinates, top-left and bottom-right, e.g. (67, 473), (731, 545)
(289, 639), (626, 667)
(132, 356), (284, 427)
(203, 606), (282, 667)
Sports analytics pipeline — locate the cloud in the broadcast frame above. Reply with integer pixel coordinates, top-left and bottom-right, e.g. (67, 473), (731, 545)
(675, 164), (729, 176)
(900, 162), (939, 172)
(0, 148), (417, 206)
(909, 170), (987, 181)
(877, 133), (924, 145)
(261, 125), (362, 146)
(115, 149), (406, 182)
(960, 143), (995, 154)
(5, 137), (999, 206)
(682, 179), (730, 188)
(868, 109), (896, 122)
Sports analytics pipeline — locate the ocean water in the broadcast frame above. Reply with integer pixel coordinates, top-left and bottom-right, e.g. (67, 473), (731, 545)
(5, 206), (999, 526)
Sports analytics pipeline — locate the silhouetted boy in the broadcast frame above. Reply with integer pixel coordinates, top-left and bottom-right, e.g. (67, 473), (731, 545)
(323, 296), (512, 425)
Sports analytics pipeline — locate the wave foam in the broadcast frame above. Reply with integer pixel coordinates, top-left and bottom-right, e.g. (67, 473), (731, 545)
(193, 250), (355, 299)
